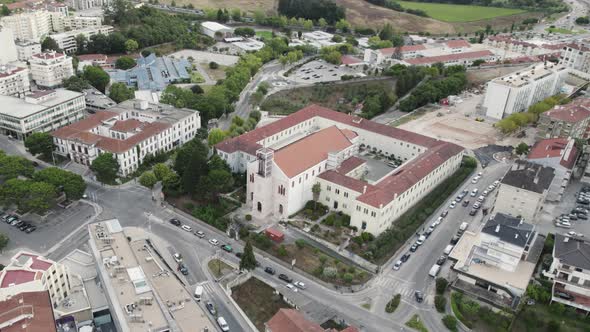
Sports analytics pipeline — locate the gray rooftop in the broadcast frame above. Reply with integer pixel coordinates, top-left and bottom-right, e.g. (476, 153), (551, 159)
(0, 89), (83, 119)
(501, 160), (555, 194)
(107, 54), (191, 92)
(482, 213), (535, 248)
(554, 234), (590, 270)
(110, 99), (198, 122)
(83, 88), (116, 109)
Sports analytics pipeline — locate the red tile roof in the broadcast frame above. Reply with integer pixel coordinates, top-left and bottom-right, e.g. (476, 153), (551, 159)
(0, 270), (38, 288)
(528, 138), (578, 170)
(318, 170), (372, 193)
(405, 50), (493, 65)
(0, 66), (26, 78)
(340, 55), (363, 65)
(111, 118), (144, 132)
(445, 39), (470, 48)
(274, 126), (353, 177)
(17, 253), (53, 271)
(32, 52), (66, 60)
(336, 156), (365, 175)
(266, 309), (327, 332)
(77, 54), (108, 62)
(379, 44), (426, 56)
(0, 291), (57, 332)
(544, 101), (590, 123)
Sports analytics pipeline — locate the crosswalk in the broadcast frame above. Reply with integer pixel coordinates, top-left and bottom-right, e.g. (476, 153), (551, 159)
(373, 275), (422, 301)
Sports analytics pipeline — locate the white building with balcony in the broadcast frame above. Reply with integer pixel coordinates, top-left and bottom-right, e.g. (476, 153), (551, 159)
(0, 24), (18, 64)
(0, 65), (30, 97)
(0, 9), (53, 41)
(52, 99), (200, 176)
(50, 25), (113, 54)
(15, 39), (41, 61)
(30, 51), (74, 88)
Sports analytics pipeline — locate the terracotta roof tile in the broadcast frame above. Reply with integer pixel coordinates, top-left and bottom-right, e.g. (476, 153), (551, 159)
(405, 50), (493, 65)
(527, 138), (578, 170)
(341, 55), (363, 65)
(318, 170), (372, 193)
(445, 40), (471, 48)
(379, 44), (426, 56)
(543, 101), (590, 123)
(0, 291), (57, 332)
(111, 118), (144, 132)
(266, 309), (326, 332)
(336, 156), (365, 174)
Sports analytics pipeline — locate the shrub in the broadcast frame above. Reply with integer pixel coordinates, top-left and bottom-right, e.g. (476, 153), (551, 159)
(342, 273), (353, 283)
(183, 202), (195, 211)
(323, 266), (337, 278)
(209, 61), (219, 69)
(139, 171), (157, 188)
(277, 245), (288, 257)
(361, 232), (374, 242)
(311, 224), (320, 232)
(295, 239), (306, 249)
(442, 315), (457, 332)
(436, 277), (449, 295)
(385, 294), (401, 313)
(252, 233), (272, 250)
(435, 295), (447, 313)
(245, 214), (252, 221)
(319, 255), (328, 265)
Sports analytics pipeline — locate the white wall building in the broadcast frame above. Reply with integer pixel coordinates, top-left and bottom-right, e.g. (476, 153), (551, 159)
(559, 43), (590, 74)
(364, 39), (473, 67)
(0, 89), (85, 139)
(201, 21), (233, 39)
(67, 0), (111, 11)
(215, 105), (464, 236)
(30, 51), (74, 88)
(0, 65), (30, 97)
(15, 39), (41, 61)
(51, 15), (103, 33)
(0, 9), (52, 42)
(52, 99), (200, 176)
(50, 25), (113, 54)
(483, 63), (568, 119)
(0, 25), (18, 64)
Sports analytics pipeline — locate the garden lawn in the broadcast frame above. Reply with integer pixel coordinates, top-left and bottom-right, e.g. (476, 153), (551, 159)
(255, 30), (273, 41)
(397, 1), (526, 22)
(207, 259), (233, 278)
(513, 302), (590, 332)
(546, 27), (579, 34)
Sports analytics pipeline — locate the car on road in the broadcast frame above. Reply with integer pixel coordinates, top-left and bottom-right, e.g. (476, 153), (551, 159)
(205, 301), (216, 315)
(217, 317), (230, 332)
(440, 210), (448, 218)
(294, 281), (306, 289)
(410, 244), (418, 252)
(401, 253), (410, 262)
(482, 190), (489, 196)
(221, 244), (232, 253)
(578, 214), (588, 220)
(264, 267), (276, 275)
(416, 235), (426, 246)
(24, 226), (36, 233)
(470, 188), (478, 197)
(471, 176), (480, 184)
(393, 260), (402, 270)
(169, 218), (181, 226)
(181, 225), (192, 232)
(415, 291), (424, 303)
(477, 195), (485, 202)
(568, 231), (584, 237)
(208, 239), (219, 246)
(436, 256), (447, 265)
(19, 222), (31, 231)
(473, 202), (481, 210)
(173, 253), (182, 263)
(178, 263), (189, 275)
(194, 230), (205, 238)
(556, 221), (572, 228)
(462, 200), (470, 207)
(286, 283), (298, 292)
(235, 252), (242, 258)
(434, 217), (443, 226)
(469, 209), (477, 216)
(279, 274), (293, 283)
(449, 201), (457, 209)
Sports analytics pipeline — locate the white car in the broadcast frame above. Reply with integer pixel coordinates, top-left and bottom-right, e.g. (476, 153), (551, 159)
(487, 185), (495, 191)
(195, 230), (205, 238)
(393, 260), (402, 270)
(286, 284), (298, 292)
(434, 217), (443, 226)
(482, 190), (489, 196)
(556, 221), (572, 228)
(470, 189), (478, 197)
(449, 201), (457, 209)
(181, 225), (192, 232)
(567, 231), (583, 237)
(493, 180), (500, 186)
(173, 253), (182, 263)
(471, 176), (480, 184)
(209, 239), (219, 246)
(294, 281), (306, 289)
(477, 172), (483, 177)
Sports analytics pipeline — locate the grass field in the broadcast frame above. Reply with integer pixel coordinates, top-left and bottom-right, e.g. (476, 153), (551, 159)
(546, 27), (579, 34)
(397, 1), (526, 22)
(255, 30), (273, 41)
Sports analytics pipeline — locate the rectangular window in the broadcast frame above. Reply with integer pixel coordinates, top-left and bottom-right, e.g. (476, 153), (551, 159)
(335, 189), (340, 194)
(344, 192), (348, 198)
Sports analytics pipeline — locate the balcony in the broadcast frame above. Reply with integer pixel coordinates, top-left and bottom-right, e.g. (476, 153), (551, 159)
(553, 282), (590, 311)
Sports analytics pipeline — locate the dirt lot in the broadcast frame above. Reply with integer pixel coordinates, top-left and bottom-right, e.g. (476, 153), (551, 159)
(167, 0), (275, 14)
(466, 65), (532, 87)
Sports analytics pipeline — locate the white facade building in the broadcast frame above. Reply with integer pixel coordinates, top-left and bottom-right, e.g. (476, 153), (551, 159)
(50, 25), (113, 54)
(0, 65), (30, 97)
(559, 43), (590, 74)
(51, 15), (103, 33)
(0, 10), (52, 41)
(30, 51), (74, 88)
(201, 21), (233, 39)
(52, 99), (200, 176)
(0, 25), (18, 64)
(67, 0), (111, 11)
(0, 89), (85, 139)
(364, 39), (473, 67)
(15, 39), (41, 61)
(216, 105), (464, 236)
(483, 63), (568, 119)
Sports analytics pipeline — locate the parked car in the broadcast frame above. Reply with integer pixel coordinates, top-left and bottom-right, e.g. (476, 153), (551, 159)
(469, 209), (477, 216)
(449, 201), (457, 209)
(415, 291), (424, 303)
(18, 222), (31, 231)
(264, 267), (276, 275)
(286, 284), (298, 292)
(205, 301), (217, 315)
(294, 281), (306, 289)
(436, 256), (447, 265)
(279, 274), (293, 283)
(450, 235), (460, 245)
(24, 226), (36, 233)
(181, 225), (192, 232)
(416, 235), (426, 246)
(393, 260), (402, 270)
(169, 218), (181, 226)
(401, 253), (411, 262)
(470, 189), (478, 197)
(179, 264), (189, 275)
(173, 253), (182, 263)
(194, 230), (205, 238)
(410, 244), (418, 252)
(221, 244), (232, 253)
(440, 210), (448, 218)
(235, 252), (243, 258)
(555, 291), (574, 301)
(462, 200), (470, 207)
(208, 239), (219, 246)
(578, 214), (588, 220)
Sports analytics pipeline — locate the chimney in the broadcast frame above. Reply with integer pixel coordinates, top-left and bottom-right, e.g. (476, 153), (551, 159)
(495, 225), (500, 233)
(515, 233), (519, 239)
(363, 185), (367, 194)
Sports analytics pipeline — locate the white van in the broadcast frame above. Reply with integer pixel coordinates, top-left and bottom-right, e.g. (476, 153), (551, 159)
(459, 222), (469, 231)
(194, 285), (203, 302)
(217, 317), (229, 331)
(429, 264), (441, 277)
(444, 244), (454, 255)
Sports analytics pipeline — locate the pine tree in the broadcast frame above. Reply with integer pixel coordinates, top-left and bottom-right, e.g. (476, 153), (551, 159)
(239, 241), (257, 271)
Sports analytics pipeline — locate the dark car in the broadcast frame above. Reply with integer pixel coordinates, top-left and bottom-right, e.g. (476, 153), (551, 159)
(19, 223), (31, 231)
(450, 235), (460, 245)
(555, 291), (574, 301)
(410, 243), (418, 252)
(179, 264), (189, 275)
(13, 220), (24, 227)
(462, 200), (470, 207)
(441, 210), (448, 218)
(31, 161), (39, 167)
(578, 214), (588, 220)
(469, 209), (477, 216)
(205, 301), (216, 315)
(436, 256), (447, 266)
(235, 252), (243, 258)
(24, 226), (36, 233)
(278, 274), (293, 283)
(264, 266), (275, 275)
(401, 253), (411, 262)
(415, 291), (424, 303)
(169, 218), (181, 226)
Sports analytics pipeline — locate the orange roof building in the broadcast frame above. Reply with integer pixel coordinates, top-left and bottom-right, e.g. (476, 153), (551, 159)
(216, 105), (463, 235)
(0, 291), (57, 332)
(266, 309), (358, 332)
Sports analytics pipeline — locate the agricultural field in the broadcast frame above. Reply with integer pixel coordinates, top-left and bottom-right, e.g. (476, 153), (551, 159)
(397, 1), (526, 22)
(165, 0), (275, 14)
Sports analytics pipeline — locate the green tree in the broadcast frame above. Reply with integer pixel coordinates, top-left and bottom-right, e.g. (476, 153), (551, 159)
(139, 171), (157, 188)
(24, 132), (54, 160)
(41, 36), (61, 52)
(277, 244), (288, 256)
(318, 18), (327, 28)
(442, 315), (457, 332)
(124, 39), (139, 53)
(153, 163), (173, 181)
(434, 295), (446, 313)
(0, 4), (11, 16)
(239, 240), (257, 271)
(75, 34), (88, 54)
(109, 82), (134, 103)
(208, 128), (227, 146)
(231, 8), (241, 21)
(198, 169), (234, 202)
(63, 76), (90, 92)
(436, 277), (448, 295)
(515, 142), (530, 155)
(0, 152), (34, 179)
(82, 66), (110, 93)
(115, 56), (137, 70)
(335, 19), (351, 32)
(0, 233), (8, 251)
(295, 239), (306, 249)
(181, 150), (208, 195)
(90, 153), (119, 183)
(26, 181), (57, 212)
(379, 23), (395, 41)
(33, 167), (86, 200)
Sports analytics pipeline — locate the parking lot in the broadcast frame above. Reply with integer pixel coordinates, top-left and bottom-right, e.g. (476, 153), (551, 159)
(288, 60), (362, 84)
(537, 180), (590, 237)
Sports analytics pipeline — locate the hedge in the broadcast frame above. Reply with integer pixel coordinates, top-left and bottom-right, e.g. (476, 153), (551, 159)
(385, 294), (401, 313)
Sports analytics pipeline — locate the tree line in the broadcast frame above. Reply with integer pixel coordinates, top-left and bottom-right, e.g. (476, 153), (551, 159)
(495, 94), (569, 134)
(363, 0), (429, 17)
(394, 0), (567, 12)
(277, 0), (345, 24)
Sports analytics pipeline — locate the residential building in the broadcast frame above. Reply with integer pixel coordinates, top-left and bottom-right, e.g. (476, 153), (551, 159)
(0, 291), (57, 332)
(52, 15), (103, 33)
(483, 63), (568, 119)
(363, 39), (472, 66)
(301, 30), (342, 48)
(536, 98), (590, 140)
(15, 39), (41, 61)
(0, 89), (85, 139)
(0, 65), (30, 97)
(485, 35), (566, 57)
(449, 213), (542, 308)
(77, 53), (108, 70)
(107, 53), (190, 92)
(0, 24), (18, 64)
(30, 51), (74, 88)
(52, 99), (200, 176)
(87, 219), (214, 332)
(0, 9), (52, 41)
(559, 43), (590, 73)
(494, 160), (555, 222)
(50, 26), (113, 54)
(526, 138), (577, 201)
(67, 0), (111, 11)
(402, 50), (495, 67)
(201, 21), (233, 39)
(215, 105), (464, 235)
(545, 234), (590, 314)
(0, 251), (72, 307)
(266, 308), (359, 332)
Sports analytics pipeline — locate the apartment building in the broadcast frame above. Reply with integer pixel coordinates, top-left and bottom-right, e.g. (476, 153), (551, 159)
(0, 65), (30, 97)
(402, 50), (496, 67)
(0, 9), (52, 41)
(67, 0), (111, 11)
(449, 213), (542, 308)
(536, 98), (590, 140)
(0, 24), (18, 64)
(50, 25), (113, 54)
(52, 99), (200, 176)
(51, 15), (103, 33)
(545, 234), (590, 314)
(216, 105), (464, 235)
(483, 63), (568, 119)
(559, 43), (590, 74)
(15, 39), (41, 61)
(0, 291), (57, 332)
(364, 39), (473, 67)
(30, 51), (74, 88)
(494, 160), (555, 222)
(0, 89), (85, 139)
